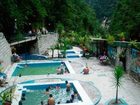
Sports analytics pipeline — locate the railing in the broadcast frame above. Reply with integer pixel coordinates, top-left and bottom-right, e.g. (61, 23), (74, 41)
(10, 36), (37, 46)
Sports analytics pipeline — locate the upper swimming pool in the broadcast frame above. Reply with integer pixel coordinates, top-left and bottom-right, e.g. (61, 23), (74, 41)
(66, 55), (80, 58)
(19, 54), (48, 60)
(11, 61), (75, 76)
(66, 51), (76, 54)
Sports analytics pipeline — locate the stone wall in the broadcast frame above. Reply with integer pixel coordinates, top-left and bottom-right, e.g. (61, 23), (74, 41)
(0, 33), (12, 70)
(115, 46), (140, 81)
(37, 33), (58, 54)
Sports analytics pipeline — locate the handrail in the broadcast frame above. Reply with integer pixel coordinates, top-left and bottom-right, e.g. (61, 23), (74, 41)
(0, 85), (16, 94)
(10, 36), (37, 46)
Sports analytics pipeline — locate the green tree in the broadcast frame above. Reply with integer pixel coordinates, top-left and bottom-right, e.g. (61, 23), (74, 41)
(110, 0), (140, 40)
(0, 0), (47, 41)
(50, 45), (55, 58)
(56, 23), (64, 41)
(86, 0), (117, 21)
(59, 38), (70, 58)
(0, 0), (102, 42)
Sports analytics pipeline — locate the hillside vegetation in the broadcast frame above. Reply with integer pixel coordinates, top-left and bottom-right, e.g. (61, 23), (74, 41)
(0, 0), (103, 41)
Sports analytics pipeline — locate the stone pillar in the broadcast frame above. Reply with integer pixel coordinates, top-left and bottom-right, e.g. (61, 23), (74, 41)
(115, 46), (121, 66)
(126, 48), (131, 73)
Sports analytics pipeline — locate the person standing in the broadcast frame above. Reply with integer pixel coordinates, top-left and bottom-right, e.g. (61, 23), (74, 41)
(65, 81), (71, 92)
(56, 67), (61, 74)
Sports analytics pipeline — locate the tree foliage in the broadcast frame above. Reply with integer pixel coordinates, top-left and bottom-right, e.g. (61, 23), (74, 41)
(86, 0), (117, 21)
(0, 0), (47, 41)
(0, 0), (103, 41)
(110, 0), (140, 41)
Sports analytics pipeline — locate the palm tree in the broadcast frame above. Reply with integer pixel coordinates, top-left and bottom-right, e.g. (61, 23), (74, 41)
(59, 37), (71, 58)
(113, 66), (124, 104)
(55, 43), (60, 58)
(61, 39), (68, 58)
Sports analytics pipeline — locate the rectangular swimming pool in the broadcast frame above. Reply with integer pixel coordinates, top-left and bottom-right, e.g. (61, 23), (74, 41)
(66, 55), (80, 58)
(66, 51), (76, 54)
(12, 81), (93, 105)
(11, 61), (75, 76)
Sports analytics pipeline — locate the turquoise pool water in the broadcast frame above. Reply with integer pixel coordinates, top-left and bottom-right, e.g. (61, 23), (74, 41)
(66, 55), (80, 58)
(19, 54), (47, 60)
(66, 51), (76, 54)
(21, 83), (81, 105)
(12, 62), (68, 76)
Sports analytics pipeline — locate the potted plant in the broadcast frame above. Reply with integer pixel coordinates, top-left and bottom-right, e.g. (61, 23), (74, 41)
(114, 66), (124, 104)
(107, 35), (115, 45)
(118, 32), (125, 41)
(105, 66), (128, 105)
(0, 90), (12, 105)
(0, 88), (18, 105)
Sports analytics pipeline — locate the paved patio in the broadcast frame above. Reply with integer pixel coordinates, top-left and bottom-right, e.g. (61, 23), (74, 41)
(1, 47), (140, 105)
(5, 57), (140, 105)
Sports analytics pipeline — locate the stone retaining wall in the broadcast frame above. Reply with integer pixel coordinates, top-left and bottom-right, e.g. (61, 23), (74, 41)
(37, 33), (58, 54)
(0, 32), (12, 70)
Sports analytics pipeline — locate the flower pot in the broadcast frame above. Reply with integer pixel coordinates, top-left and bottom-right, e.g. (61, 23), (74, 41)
(105, 98), (128, 105)
(4, 101), (11, 105)
(121, 37), (125, 41)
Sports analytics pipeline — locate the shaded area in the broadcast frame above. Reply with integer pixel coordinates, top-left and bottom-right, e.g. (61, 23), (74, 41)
(19, 54), (47, 60)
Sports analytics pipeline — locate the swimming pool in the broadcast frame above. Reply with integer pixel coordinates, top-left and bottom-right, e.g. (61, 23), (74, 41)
(66, 55), (80, 58)
(65, 50), (81, 58)
(19, 54), (48, 60)
(12, 81), (93, 105)
(11, 61), (75, 76)
(66, 51), (76, 54)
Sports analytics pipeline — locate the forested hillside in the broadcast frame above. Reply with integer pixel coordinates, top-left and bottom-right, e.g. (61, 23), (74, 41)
(86, 0), (140, 41)
(1, 0), (139, 41)
(0, 0), (102, 41)
(86, 0), (117, 21)
(110, 0), (140, 40)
